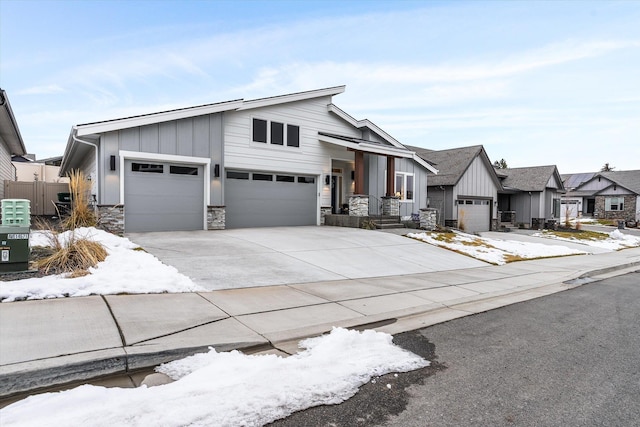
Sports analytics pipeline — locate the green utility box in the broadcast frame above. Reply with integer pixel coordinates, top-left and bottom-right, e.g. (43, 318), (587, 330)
(1, 199), (31, 227)
(0, 226), (30, 272)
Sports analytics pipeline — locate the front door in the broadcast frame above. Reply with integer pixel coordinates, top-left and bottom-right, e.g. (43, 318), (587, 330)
(587, 198), (595, 215)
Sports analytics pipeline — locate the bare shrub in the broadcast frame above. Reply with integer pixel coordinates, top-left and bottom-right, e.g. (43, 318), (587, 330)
(37, 231), (107, 276)
(63, 169), (97, 230)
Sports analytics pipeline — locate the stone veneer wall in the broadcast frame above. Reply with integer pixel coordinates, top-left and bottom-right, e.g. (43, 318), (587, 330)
(381, 196), (400, 216)
(419, 208), (438, 231)
(594, 195), (637, 222)
(320, 206), (332, 225)
(207, 206), (225, 230)
(349, 195), (369, 217)
(97, 205), (124, 235)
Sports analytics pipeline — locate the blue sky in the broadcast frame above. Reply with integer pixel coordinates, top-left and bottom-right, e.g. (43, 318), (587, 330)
(1, 0), (638, 173)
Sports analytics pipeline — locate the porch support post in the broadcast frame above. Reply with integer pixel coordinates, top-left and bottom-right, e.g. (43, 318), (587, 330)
(386, 156), (395, 197)
(354, 150), (365, 195)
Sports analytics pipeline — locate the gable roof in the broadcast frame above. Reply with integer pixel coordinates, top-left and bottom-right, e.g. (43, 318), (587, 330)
(499, 165), (564, 192)
(0, 89), (27, 155)
(74, 86), (346, 137)
(573, 170), (640, 195)
(407, 144), (500, 187)
(318, 132), (438, 174)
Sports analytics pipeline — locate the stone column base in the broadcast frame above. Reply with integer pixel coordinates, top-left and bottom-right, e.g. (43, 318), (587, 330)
(207, 206), (225, 230)
(381, 196), (400, 216)
(419, 208), (438, 231)
(97, 205), (125, 235)
(349, 195), (369, 217)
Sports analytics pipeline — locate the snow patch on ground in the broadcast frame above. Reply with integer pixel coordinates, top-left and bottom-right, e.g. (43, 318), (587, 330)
(0, 227), (204, 302)
(0, 328), (429, 427)
(407, 230), (587, 265)
(532, 229), (640, 250)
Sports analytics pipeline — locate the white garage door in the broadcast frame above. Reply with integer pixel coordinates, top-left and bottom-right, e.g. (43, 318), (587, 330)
(225, 170), (317, 228)
(457, 199), (491, 233)
(124, 160), (204, 232)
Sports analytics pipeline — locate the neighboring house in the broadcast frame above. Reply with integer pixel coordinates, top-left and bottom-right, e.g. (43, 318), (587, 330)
(60, 86), (436, 233)
(409, 145), (502, 233)
(0, 89), (28, 199)
(496, 165), (565, 229)
(11, 155), (68, 183)
(562, 170), (640, 224)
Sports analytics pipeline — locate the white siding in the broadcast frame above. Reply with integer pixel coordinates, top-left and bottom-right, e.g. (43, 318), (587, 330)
(224, 96), (362, 208)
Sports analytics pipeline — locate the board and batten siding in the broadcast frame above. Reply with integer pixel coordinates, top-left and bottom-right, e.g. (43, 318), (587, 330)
(451, 155), (498, 220)
(224, 96), (362, 208)
(98, 113), (223, 205)
(364, 154), (428, 218)
(0, 140), (13, 199)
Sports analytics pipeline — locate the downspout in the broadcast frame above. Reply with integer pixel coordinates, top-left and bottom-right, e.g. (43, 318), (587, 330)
(529, 191), (532, 228)
(72, 133), (99, 203)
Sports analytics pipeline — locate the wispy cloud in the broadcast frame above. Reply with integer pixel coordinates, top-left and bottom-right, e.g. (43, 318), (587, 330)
(18, 84), (65, 95)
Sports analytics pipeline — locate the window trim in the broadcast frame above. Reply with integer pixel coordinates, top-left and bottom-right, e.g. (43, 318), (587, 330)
(394, 171), (415, 202)
(251, 117), (300, 148)
(605, 196), (624, 211)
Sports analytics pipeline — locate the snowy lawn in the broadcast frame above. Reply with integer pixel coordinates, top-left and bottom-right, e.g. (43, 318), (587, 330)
(407, 230), (588, 265)
(0, 227), (204, 302)
(532, 229), (640, 250)
(0, 327), (429, 427)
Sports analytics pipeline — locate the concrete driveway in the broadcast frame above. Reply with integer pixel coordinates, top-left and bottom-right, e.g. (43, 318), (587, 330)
(127, 226), (487, 290)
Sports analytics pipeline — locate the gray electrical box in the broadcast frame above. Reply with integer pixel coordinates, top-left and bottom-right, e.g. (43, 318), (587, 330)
(0, 226), (30, 272)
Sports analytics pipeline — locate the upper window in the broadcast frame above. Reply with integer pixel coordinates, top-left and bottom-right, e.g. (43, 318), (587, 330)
(394, 172), (414, 202)
(252, 118), (267, 143)
(271, 122), (284, 145)
(252, 118), (300, 148)
(287, 124), (300, 147)
(605, 197), (624, 211)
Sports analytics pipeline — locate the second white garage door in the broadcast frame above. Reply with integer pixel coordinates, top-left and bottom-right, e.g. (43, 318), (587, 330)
(225, 170), (318, 228)
(457, 199), (491, 233)
(124, 160), (205, 232)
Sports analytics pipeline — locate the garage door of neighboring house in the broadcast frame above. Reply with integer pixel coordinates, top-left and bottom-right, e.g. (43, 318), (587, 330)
(457, 199), (491, 233)
(225, 170), (317, 228)
(124, 160), (204, 232)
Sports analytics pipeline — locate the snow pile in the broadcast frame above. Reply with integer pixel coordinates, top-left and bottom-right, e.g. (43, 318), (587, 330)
(407, 230), (587, 265)
(533, 229), (640, 250)
(0, 328), (429, 427)
(0, 227), (204, 302)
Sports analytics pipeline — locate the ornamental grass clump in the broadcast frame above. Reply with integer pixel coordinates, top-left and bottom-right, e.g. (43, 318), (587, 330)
(37, 231), (107, 277)
(63, 169), (97, 230)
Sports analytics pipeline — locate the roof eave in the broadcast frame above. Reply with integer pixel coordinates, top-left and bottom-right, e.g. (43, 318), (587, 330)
(239, 86), (346, 111)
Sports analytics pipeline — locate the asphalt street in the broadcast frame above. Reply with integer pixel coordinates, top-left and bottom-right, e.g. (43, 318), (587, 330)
(272, 270), (640, 427)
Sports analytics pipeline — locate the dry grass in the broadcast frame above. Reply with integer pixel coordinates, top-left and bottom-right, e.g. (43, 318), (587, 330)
(36, 231), (107, 276)
(63, 169), (97, 230)
(544, 230), (608, 241)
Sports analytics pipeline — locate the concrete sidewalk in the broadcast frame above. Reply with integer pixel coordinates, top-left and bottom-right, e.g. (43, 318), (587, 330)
(2, 244), (639, 400)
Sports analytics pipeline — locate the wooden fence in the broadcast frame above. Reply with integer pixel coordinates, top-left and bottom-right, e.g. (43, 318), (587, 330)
(3, 181), (70, 216)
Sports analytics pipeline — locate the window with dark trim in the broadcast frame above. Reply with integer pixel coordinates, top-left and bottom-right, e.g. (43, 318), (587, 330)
(170, 166), (198, 175)
(252, 118), (267, 143)
(298, 176), (315, 184)
(252, 173), (273, 181)
(287, 124), (300, 147)
(132, 163), (163, 173)
(227, 171), (249, 180)
(271, 122), (284, 145)
(276, 175), (295, 182)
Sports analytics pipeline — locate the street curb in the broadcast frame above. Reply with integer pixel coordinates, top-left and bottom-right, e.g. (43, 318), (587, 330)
(1, 260), (638, 401)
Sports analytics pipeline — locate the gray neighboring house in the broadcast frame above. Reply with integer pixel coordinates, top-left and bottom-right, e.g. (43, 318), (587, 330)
(0, 89), (28, 200)
(496, 165), (565, 229)
(409, 145), (501, 233)
(563, 170), (640, 224)
(60, 86), (436, 233)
